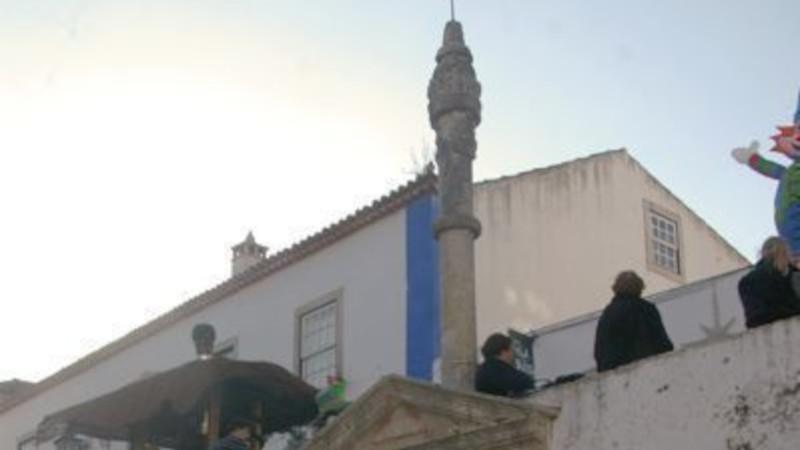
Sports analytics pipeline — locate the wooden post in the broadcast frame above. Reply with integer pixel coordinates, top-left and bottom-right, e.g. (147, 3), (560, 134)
(252, 400), (265, 438)
(206, 386), (223, 444)
(129, 427), (149, 450)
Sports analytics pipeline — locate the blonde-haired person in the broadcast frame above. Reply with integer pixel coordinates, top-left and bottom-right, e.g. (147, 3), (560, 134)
(738, 236), (800, 328)
(594, 271), (674, 372)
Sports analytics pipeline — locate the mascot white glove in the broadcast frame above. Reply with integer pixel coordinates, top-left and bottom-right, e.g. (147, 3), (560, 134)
(732, 140), (760, 164)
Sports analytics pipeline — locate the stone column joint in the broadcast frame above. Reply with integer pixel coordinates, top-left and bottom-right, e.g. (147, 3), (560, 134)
(434, 215), (482, 240)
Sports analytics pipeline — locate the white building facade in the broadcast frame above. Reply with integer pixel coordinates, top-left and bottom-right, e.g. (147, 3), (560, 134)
(2, 174), (441, 450)
(0, 152), (749, 449)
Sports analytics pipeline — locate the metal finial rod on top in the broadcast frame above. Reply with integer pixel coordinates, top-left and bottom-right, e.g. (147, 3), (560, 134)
(450, 0), (455, 21)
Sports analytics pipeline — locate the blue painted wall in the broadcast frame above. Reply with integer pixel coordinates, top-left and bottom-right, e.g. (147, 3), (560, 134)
(405, 194), (441, 380)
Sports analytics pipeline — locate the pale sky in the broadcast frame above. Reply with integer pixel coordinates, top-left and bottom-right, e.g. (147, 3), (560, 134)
(0, 0), (798, 382)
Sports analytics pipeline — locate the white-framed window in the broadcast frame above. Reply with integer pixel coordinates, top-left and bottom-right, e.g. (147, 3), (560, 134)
(644, 203), (682, 277)
(297, 297), (339, 389)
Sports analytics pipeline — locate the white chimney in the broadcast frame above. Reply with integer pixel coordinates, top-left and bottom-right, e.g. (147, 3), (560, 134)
(231, 231), (267, 277)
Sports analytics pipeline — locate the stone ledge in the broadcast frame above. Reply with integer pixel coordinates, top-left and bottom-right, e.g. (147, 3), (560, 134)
(302, 375), (556, 450)
(402, 416), (551, 450)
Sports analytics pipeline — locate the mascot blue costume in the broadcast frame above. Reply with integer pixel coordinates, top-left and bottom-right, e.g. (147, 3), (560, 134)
(732, 90), (800, 256)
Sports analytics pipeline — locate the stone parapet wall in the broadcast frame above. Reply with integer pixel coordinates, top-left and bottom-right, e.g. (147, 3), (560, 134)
(531, 315), (800, 450)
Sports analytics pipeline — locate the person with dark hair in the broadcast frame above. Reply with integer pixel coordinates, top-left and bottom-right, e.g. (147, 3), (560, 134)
(738, 236), (800, 328)
(594, 271), (674, 372)
(210, 417), (258, 450)
(474, 332), (534, 397)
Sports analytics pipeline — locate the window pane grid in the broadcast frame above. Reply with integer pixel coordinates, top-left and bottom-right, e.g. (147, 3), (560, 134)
(301, 348), (337, 389)
(648, 210), (681, 274)
(299, 301), (337, 388)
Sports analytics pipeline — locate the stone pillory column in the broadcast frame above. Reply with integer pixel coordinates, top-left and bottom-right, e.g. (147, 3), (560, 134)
(428, 20), (482, 391)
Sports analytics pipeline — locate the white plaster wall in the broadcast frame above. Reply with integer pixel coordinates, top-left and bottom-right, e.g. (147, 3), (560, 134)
(0, 210), (408, 450)
(474, 150), (748, 341)
(531, 314), (800, 450)
(533, 268), (747, 382)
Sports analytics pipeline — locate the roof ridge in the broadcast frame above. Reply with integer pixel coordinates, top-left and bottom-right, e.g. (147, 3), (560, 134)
(475, 148), (748, 264)
(475, 148), (628, 187)
(0, 170), (437, 414)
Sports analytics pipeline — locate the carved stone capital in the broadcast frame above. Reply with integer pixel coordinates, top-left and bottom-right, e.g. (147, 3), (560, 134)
(427, 22), (482, 128)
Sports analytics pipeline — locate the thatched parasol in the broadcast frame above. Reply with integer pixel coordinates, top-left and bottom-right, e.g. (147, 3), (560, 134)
(37, 358), (318, 448)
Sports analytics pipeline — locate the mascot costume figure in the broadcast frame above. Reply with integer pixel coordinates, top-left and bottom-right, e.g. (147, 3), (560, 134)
(732, 90), (800, 256)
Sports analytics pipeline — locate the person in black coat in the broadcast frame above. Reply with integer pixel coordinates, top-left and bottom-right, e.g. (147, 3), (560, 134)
(475, 333), (534, 397)
(594, 271), (674, 372)
(738, 236), (800, 328)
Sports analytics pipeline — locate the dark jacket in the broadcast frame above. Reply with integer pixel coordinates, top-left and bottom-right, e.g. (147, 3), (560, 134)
(475, 357), (534, 397)
(210, 435), (249, 450)
(738, 259), (800, 328)
(594, 294), (674, 372)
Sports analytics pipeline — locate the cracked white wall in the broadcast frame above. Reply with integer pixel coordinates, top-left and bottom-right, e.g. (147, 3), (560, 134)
(474, 150), (748, 342)
(532, 315), (800, 450)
